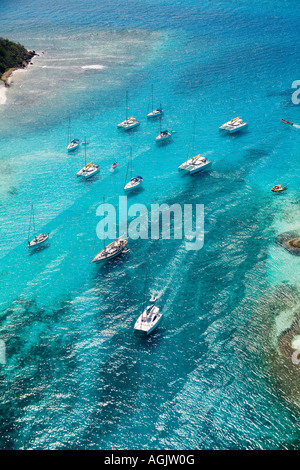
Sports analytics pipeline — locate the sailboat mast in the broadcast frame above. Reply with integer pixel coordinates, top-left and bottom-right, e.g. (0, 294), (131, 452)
(151, 84), (154, 110)
(126, 91), (128, 121)
(124, 146), (132, 185)
(84, 136), (87, 166)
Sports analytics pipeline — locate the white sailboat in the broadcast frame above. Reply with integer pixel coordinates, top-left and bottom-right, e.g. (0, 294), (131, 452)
(27, 204), (49, 248)
(134, 276), (163, 335)
(77, 137), (99, 178)
(90, 236), (129, 264)
(117, 91), (140, 130)
(155, 115), (174, 143)
(124, 147), (143, 192)
(147, 84), (163, 119)
(67, 119), (80, 151)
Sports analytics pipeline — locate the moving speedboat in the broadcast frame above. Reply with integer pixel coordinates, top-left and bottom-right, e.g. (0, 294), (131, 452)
(134, 298), (163, 335)
(219, 117), (248, 133)
(90, 237), (128, 264)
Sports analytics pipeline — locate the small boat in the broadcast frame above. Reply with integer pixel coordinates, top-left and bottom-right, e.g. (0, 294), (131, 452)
(90, 236), (128, 264)
(124, 147), (143, 192)
(77, 137), (99, 178)
(155, 129), (173, 143)
(281, 119), (296, 127)
(27, 205), (49, 248)
(124, 176), (143, 192)
(147, 84), (163, 118)
(77, 162), (99, 178)
(219, 116), (248, 133)
(112, 162), (117, 169)
(117, 91), (140, 130)
(271, 184), (287, 192)
(134, 295), (163, 335)
(67, 138), (80, 152)
(189, 155), (212, 174)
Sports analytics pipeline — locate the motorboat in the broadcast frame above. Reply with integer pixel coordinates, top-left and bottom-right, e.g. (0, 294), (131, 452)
(219, 116), (248, 133)
(90, 237), (128, 264)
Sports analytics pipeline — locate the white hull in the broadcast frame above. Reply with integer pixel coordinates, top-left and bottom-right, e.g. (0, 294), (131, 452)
(77, 163), (99, 178)
(155, 132), (172, 143)
(134, 306), (163, 335)
(189, 160), (212, 174)
(147, 110), (163, 118)
(118, 118), (140, 130)
(67, 139), (80, 151)
(27, 233), (49, 248)
(91, 237), (128, 264)
(124, 181), (143, 192)
(219, 117), (248, 133)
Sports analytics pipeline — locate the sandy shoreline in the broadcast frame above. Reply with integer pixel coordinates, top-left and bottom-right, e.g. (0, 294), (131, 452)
(1, 67), (21, 86)
(0, 49), (37, 87)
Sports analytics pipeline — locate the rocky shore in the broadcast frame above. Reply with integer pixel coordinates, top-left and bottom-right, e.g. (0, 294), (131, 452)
(276, 231), (300, 256)
(1, 49), (37, 87)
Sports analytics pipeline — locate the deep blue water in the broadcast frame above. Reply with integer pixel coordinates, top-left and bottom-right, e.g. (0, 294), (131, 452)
(1, 0), (300, 450)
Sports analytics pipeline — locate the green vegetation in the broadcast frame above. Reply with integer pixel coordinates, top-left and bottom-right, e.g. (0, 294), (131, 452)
(0, 37), (33, 76)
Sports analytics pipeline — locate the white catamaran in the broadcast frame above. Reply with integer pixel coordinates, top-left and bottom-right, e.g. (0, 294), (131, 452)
(134, 277), (163, 335)
(178, 119), (212, 174)
(27, 204), (49, 248)
(117, 91), (140, 130)
(219, 116), (248, 133)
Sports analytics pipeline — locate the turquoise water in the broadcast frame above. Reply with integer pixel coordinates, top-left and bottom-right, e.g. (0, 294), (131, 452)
(1, 0), (300, 450)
